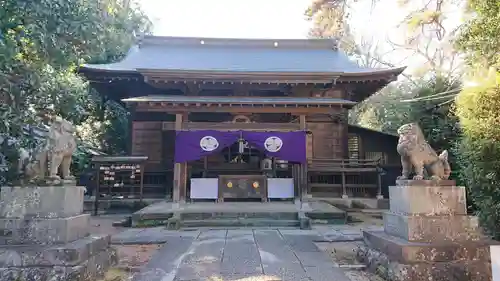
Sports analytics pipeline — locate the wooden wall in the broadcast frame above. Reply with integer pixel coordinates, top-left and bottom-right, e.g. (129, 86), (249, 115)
(347, 126), (400, 165)
(347, 126), (401, 197)
(131, 120), (171, 197)
(306, 114), (345, 159)
(131, 121), (163, 167)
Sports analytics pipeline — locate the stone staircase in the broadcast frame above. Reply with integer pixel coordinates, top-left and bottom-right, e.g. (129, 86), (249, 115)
(176, 211), (301, 228)
(129, 201), (347, 229)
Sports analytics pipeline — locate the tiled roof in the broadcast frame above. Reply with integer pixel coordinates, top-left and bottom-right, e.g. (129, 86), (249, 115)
(80, 36), (404, 76)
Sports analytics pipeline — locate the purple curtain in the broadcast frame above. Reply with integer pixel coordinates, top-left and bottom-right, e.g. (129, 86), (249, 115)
(242, 131), (306, 163)
(174, 130), (240, 163)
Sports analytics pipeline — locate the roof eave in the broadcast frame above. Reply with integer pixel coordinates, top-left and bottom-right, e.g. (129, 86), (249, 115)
(77, 66), (406, 86)
(77, 65), (138, 75)
(121, 97), (356, 107)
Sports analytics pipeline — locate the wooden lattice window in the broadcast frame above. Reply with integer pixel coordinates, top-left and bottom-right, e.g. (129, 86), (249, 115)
(348, 134), (360, 159)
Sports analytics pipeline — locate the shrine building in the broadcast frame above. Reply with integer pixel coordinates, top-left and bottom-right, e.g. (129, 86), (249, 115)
(79, 35), (405, 203)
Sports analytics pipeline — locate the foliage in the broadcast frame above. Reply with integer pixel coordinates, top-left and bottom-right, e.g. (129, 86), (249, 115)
(349, 83), (414, 133)
(455, 73), (500, 237)
(455, 0), (500, 68)
(0, 0), (151, 185)
(454, 0), (500, 237)
(305, 0), (385, 64)
(309, 0), (463, 184)
(351, 76), (460, 148)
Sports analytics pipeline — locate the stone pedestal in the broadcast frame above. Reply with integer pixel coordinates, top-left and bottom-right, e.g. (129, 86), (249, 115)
(357, 180), (497, 281)
(0, 186), (116, 281)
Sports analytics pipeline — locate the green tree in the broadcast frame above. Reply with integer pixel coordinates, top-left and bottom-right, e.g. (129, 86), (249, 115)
(309, 0), (464, 187)
(454, 0), (500, 238)
(0, 0), (151, 184)
(455, 1), (500, 68)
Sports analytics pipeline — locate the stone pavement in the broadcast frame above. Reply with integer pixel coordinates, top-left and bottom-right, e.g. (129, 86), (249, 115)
(115, 226), (383, 281)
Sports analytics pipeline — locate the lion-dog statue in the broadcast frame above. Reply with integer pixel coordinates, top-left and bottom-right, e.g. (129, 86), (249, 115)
(22, 116), (77, 183)
(396, 123), (451, 180)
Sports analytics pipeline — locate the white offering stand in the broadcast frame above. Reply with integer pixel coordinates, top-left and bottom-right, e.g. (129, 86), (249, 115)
(189, 177), (295, 200)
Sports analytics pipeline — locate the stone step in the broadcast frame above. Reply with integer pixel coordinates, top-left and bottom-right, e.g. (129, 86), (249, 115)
(180, 211), (298, 221)
(180, 218), (301, 228)
(383, 212), (482, 242)
(0, 214), (90, 244)
(358, 243), (492, 281)
(363, 230), (495, 263)
(305, 211), (347, 222)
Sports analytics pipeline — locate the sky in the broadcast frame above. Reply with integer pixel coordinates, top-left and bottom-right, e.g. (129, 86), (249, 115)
(139, 0), (314, 39)
(137, 0), (464, 71)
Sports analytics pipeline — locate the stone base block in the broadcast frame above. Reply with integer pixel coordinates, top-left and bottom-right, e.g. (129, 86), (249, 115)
(0, 186), (85, 218)
(0, 234), (117, 281)
(390, 181), (466, 215)
(357, 243), (491, 281)
(383, 212), (481, 242)
(0, 214), (90, 244)
(363, 230), (495, 263)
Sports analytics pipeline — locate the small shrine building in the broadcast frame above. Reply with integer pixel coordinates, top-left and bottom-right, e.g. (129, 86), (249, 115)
(79, 36), (405, 203)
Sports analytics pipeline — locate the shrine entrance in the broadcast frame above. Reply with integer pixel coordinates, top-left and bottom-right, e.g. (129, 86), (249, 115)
(174, 130), (306, 202)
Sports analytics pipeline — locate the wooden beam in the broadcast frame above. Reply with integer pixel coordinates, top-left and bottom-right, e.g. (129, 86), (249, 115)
(342, 110), (349, 158)
(299, 115), (308, 199)
(141, 81), (293, 92)
(135, 104), (342, 114)
(140, 71), (337, 84)
(341, 171), (347, 198)
(173, 113), (183, 202)
(162, 121), (301, 131)
(299, 115), (307, 130)
(376, 172), (383, 199)
(127, 105), (136, 155)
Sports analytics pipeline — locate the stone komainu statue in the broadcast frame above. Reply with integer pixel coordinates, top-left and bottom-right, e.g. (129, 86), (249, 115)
(396, 123), (451, 180)
(23, 116), (77, 182)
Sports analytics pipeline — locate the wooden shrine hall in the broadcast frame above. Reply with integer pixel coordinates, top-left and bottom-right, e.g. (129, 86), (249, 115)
(78, 36), (405, 203)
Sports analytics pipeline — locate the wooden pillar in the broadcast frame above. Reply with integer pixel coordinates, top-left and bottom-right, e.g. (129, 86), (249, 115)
(292, 164), (299, 198)
(202, 156), (208, 178)
(127, 105), (136, 155)
(341, 171), (347, 198)
(173, 113), (184, 202)
(376, 172), (383, 199)
(342, 109), (349, 159)
(299, 115), (308, 200)
(180, 162), (188, 202)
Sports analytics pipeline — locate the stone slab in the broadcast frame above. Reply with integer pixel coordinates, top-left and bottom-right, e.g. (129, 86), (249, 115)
(395, 179), (457, 186)
(303, 265), (352, 281)
(383, 212), (481, 242)
(363, 230), (495, 263)
(0, 186), (85, 219)
(132, 201), (347, 228)
(357, 244), (492, 281)
(0, 247), (116, 281)
(0, 214), (90, 244)
(0, 234), (110, 267)
(281, 234), (323, 252)
(132, 237), (195, 281)
(388, 184), (466, 215)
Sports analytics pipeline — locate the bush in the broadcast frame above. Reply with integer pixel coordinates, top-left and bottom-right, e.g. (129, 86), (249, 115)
(455, 72), (500, 238)
(457, 137), (500, 237)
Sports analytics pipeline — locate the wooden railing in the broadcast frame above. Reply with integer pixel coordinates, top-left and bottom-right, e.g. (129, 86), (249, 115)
(308, 158), (381, 172)
(307, 158), (383, 199)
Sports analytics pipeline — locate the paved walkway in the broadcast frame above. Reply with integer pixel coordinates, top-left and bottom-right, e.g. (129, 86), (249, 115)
(113, 227), (382, 281)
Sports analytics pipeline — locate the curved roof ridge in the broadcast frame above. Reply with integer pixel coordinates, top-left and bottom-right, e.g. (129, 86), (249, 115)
(78, 35), (405, 80)
(139, 35), (339, 50)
